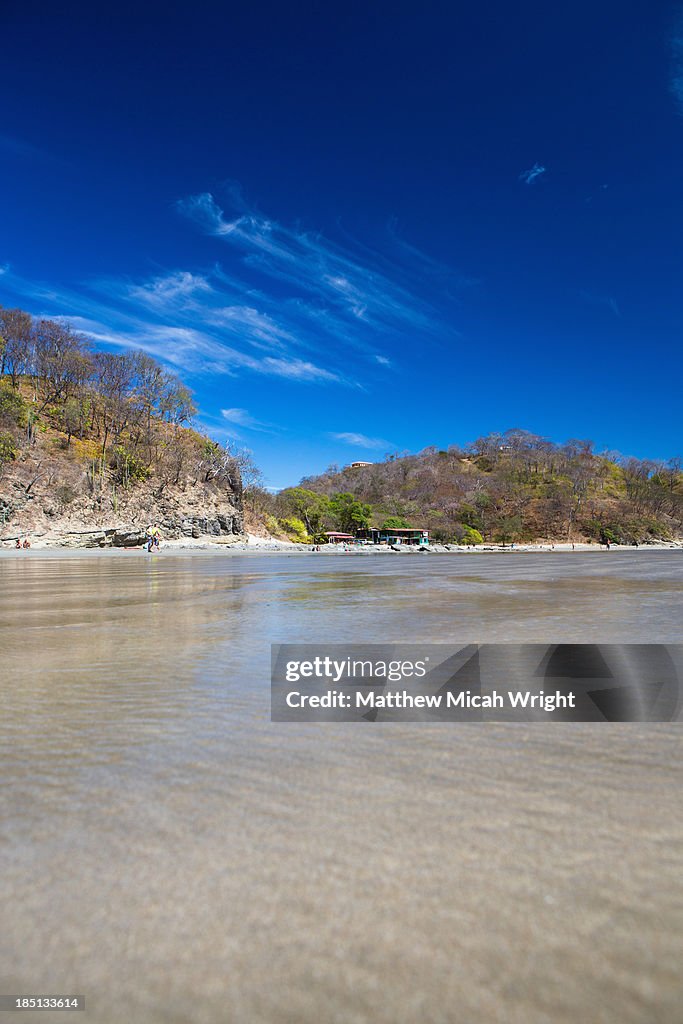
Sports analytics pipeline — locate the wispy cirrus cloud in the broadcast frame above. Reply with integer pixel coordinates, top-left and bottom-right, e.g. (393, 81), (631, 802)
(221, 408), (278, 432)
(519, 163), (546, 185)
(128, 270), (213, 306)
(3, 184), (462, 391)
(384, 216), (479, 295)
(2, 267), (346, 384)
(176, 188), (443, 337)
(330, 432), (393, 449)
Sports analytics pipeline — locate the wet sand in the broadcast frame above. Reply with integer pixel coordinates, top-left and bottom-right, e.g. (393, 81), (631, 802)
(1, 553), (682, 1023)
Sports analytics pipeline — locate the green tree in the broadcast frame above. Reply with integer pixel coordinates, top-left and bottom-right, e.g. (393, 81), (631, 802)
(0, 382), (28, 428)
(329, 492), (372, 534)
(457, 503), (481, 529)
(279, 516), (310, 543)
(381, 515), (410, 530)
(495, 515), (523, 545)
(278, 487), (331, 539)
(0, 431), (17, 465)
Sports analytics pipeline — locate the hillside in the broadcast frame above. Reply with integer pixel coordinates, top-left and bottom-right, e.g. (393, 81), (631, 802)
(0, 306), (245, 547)
(3, 305), (681, 549)
(268, 430), (683, 545)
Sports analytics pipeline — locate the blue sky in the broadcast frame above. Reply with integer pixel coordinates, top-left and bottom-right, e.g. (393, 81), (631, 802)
(1, 0), (682, 487)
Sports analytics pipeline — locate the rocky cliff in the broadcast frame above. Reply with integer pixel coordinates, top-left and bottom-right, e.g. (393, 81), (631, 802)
(1, 465), (244, 548)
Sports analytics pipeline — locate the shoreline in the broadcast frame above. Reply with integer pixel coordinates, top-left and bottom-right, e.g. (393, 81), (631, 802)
(1, 537), (681, 557)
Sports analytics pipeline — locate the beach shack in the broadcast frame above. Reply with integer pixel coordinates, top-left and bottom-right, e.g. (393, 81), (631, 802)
(356, 528), (430, 546)
(323, 531), (356, 544)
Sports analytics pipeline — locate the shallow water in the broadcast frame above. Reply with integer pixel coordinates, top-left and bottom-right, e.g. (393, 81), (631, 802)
(1, 552), (682, 1023)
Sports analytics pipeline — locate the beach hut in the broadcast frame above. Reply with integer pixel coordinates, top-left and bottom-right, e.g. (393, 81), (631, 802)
(356, 528), (430, 546)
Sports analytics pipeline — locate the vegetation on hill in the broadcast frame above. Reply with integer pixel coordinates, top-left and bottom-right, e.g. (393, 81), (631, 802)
(0, 305), (257, 541)
(261, 429), (682, 545)
(3, 303), (680, 547)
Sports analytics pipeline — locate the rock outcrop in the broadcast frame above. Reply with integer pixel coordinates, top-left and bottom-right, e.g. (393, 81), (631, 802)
(1, 472), (244, 548)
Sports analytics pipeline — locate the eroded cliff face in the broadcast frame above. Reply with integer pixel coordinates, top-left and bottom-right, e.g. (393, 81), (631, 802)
(0, 460), (245, 547)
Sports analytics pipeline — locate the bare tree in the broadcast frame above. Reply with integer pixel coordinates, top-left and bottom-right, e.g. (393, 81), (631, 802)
(0, 308), (33, 386)
(33, 320), (91, 413)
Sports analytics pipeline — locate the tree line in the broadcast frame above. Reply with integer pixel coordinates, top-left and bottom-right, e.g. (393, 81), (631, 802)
(0, 304), (259, 497)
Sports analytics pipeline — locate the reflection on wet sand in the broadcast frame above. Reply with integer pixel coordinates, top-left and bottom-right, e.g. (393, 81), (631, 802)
(1, 552), (681, 1023)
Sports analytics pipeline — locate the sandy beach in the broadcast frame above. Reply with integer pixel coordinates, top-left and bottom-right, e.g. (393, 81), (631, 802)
(1, 551), (682, 1023)
(2, 533), (682, 555)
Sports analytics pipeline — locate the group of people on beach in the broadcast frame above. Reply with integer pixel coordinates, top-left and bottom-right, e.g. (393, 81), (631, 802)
(14, 538), (31, 549)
